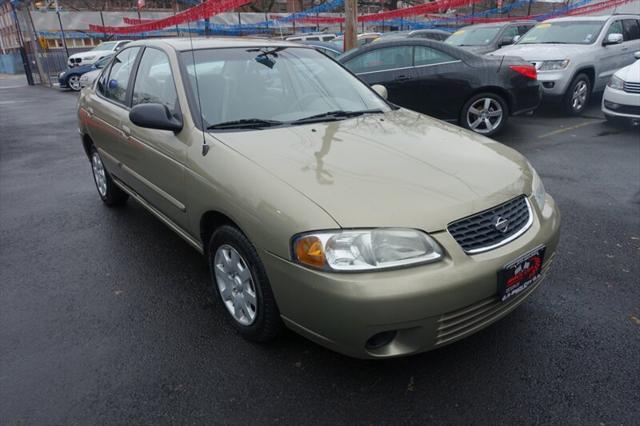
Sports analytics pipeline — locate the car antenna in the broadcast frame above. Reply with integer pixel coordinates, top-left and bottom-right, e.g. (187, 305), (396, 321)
(186, 16), (209, 156)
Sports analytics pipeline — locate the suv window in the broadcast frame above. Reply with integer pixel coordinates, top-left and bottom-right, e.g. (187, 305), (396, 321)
(132, 48), (179, 115)
(102, 47), (140, 104)
(606, 20), (624, 38)
(413, 46), (456, 66)
(622, 19), (640, 41)
(502, 26), (519, 40)
(346, 46), (413, 73)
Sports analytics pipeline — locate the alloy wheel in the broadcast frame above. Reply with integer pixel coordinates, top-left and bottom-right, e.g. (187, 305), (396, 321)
(214, 244), (258, 326)
(91, 151), (108, 197)
(466, 97), (503, 134)
(571, 80), (588, 112)
(68, 75), (81, 91)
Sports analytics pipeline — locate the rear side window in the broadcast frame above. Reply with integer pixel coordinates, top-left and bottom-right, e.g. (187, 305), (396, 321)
(622, 19), (640, 41)
(345, 46), (413, 73)
(413, 46), (456, 66)
(102, 47), (140, 105)
(132, 48), (179, 115)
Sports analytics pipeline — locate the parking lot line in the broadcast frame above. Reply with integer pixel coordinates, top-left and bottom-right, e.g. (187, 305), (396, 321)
(537, 120), (601, 139)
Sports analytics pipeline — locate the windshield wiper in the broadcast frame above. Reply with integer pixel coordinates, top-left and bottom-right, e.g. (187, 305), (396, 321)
(207, 118), (284, 130)
(291, 109), (383, 125)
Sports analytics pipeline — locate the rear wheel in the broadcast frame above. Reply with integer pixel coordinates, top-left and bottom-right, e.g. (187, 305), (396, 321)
(460, 93), (509, 137)
(90, 146), (128, 206)
(564, 73), (591, 116)
(208, 225), (281, 342)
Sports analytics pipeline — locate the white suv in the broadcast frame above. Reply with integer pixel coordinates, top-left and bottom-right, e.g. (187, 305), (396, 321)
(492, 15), (640, 115)
(67, 40), (131, 68)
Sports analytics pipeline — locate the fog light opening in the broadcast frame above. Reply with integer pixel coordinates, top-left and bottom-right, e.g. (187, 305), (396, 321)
(365, 331), (397, 350)
(542, 82), (555, 89)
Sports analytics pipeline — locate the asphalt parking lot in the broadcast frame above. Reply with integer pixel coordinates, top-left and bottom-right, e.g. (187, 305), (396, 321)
(1, 74), (639, 424)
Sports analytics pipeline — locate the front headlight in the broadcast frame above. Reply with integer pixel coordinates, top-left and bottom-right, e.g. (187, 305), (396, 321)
(292, 228), (443, 271)
(537, 59), (570, 71)
(608, 75), (625, 90)
(530, 165), (546, 210)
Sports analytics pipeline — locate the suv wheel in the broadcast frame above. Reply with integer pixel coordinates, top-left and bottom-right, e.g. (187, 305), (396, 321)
(564, 73), (591, 115)
(90, 147), (128, 206)
(460, 93), (509, 137)
(208, 225), (281, 342)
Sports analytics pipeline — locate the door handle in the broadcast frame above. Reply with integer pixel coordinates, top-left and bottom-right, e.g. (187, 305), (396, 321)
(395, 75), (411, 81)
(121, 124), (131, 136)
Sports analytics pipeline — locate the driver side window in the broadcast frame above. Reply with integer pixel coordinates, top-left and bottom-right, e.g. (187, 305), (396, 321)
(131, 48), (179, 115)
(606, 20), (624, 38)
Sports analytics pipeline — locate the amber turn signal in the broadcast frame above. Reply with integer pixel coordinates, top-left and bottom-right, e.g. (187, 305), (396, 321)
(294, 236), (325, 268)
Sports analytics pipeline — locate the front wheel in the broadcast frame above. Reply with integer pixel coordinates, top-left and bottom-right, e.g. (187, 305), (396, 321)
(208, 225), (281, 342)
(67, 74), (82, 91)
(564, 73), (591, 116)
(460, 93), (509, 137)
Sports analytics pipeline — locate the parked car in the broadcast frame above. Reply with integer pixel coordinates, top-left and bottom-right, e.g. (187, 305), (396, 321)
(445, 21), (536, 54)
(285, 33), (336, 42)
(77, 38), (559, 359)
(58, 54), (113, 91)
(332, 32), (381, 49)
(67, 40), (131, 68)
(378, 29), (451, 42)
(79, 67), (103, 89)
(492, 15), (640, 115)
(338, 38), (541, 135)
(301, 40), (343, 58)
(602, 51), (640, 125)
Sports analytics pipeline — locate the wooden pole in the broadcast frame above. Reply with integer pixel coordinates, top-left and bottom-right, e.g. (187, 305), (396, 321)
(344, 0), (357, 52)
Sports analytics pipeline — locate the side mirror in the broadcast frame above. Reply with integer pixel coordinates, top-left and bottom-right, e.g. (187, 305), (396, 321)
(129, 103), (183, 132)
(604, 33), (623, 45)
(499, 36), (516, 47)
(513, 35), (521, 43)
(372, 84), (388, 100)
(634, 51), (640, 60)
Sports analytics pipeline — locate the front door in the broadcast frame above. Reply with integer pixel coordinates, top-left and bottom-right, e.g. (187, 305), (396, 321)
(124, 47), (189, 229)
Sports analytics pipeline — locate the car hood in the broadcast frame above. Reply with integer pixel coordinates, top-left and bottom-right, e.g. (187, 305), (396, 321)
(212, 109), (532, 232)
(616, 59), (640, 83)
(69, 50), (111, 59)
(458, 45), (495, 55)
(492, 43), (590, 60)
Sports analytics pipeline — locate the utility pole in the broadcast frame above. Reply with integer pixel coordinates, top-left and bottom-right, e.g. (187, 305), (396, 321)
(53, 0), (69, 58)
(21, 6), (47, 85)
(344, 0), (357, 52)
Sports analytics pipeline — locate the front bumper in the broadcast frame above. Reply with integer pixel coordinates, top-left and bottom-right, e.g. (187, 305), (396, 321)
(536, 70), (572, 98)
(263, 194), (561, 359)
(602, 86), (640, 119)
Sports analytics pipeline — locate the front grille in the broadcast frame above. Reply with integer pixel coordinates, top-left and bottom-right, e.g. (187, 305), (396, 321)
(435, 252), (555, 346)
(623, 81), (640, 94)
(448, 196), (532, 254)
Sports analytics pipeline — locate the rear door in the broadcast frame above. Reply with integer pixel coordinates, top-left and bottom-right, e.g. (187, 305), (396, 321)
(86, 46), (141, 184)
(125, 47), (189, 229)
(411, 45), (467, 119)
(343, 46), (416, 107)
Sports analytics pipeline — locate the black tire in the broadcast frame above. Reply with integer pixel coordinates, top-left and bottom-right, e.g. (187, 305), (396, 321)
(89, 146), (128, 206)
(460, 92), (509, 137)
(208, 225), (281, 342)
(563, 73), (591, 116)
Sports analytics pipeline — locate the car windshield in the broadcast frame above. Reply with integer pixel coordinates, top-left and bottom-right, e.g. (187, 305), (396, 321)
(92, 41), (117, 51)
(445, 26), (501, 46)
(94, 55), (113, 68)
(181, 47), (389, 129)
(518, 21), (604, 45)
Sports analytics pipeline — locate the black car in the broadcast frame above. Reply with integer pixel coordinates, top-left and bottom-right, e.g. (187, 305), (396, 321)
(58, 54), (113, 92)
(338, 39), (541, 136)
(444, 21), (536, 54)
(378, 29), (451, 42)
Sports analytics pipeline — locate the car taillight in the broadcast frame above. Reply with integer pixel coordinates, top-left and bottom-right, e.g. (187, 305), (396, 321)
(509, 65), (537, 80)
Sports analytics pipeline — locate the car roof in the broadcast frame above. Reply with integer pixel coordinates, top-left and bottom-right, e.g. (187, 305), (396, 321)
(300, 40), (342, 52)
(544, 14), (637, 23)
(338, 38), (477, 62)
(125, 37), (306, 52)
